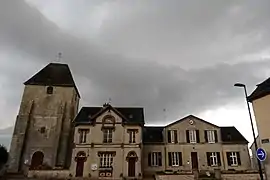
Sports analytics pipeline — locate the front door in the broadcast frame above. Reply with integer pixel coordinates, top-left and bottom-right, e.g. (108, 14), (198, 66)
(191, 152), (198, 169)
(75, 158), (85, 177)
(128, 158), (136, 177)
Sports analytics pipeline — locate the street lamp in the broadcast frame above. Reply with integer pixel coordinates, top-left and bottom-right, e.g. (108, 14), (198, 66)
(234, 83), (264, 180)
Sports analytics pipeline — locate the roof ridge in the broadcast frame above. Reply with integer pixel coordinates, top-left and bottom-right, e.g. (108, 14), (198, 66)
(81, 106), (144, 108)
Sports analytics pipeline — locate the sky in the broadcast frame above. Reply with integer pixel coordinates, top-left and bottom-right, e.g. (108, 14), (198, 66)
(0, 0), (270, 144)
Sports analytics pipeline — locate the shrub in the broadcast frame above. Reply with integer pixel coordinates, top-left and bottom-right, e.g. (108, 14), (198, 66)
(0, 145), (8, 170)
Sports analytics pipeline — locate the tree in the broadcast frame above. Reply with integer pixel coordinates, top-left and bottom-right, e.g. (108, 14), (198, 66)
(0, 144), (8, 170)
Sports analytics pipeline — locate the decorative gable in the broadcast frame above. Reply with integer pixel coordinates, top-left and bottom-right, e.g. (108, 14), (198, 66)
(74, 104), (145, 126)
(166, 115), (219, 129)
(97, 110), (122, 124)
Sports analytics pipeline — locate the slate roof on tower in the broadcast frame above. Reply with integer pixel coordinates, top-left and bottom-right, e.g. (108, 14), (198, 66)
(24, 63), (80, 97)
(248, 77), (270, 102)
(74, 104), (145, 125)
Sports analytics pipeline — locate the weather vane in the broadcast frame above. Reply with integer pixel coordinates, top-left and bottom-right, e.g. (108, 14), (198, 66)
(56, 52), (62, 62)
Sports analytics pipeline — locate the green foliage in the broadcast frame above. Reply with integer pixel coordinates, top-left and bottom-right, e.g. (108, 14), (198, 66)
(0, 144), (8, 166)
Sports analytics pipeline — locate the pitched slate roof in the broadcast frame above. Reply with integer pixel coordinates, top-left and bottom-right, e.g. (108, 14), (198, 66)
(248, 77), (270, 102)
(143, 127), (164, 144)
(220, 126), (248, 144)
(142, 125), (248, 144)
(24, 63), (80, 97)
(74, 105), (145, 125)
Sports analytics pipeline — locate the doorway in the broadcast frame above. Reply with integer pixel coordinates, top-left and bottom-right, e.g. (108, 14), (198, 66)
(75, 158), (85, 177)
(126, 151), (138, 177)
(128, 158), (136, 177)
(30, 151), (44, 170)
(191, 152), (198, 169)
(75, 151), (87, 177)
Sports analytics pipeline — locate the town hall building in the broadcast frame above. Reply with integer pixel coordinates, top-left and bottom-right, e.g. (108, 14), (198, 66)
(7, 62), (258, 179)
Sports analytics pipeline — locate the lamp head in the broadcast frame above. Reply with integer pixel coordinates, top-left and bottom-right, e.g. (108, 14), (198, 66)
(234, 83), (245, 87)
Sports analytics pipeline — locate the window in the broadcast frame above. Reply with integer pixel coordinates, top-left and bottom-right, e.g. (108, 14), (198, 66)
(40, 127), (46, 134)
(168, 152), (182, 166)
(78, 129), (89, 143)
(186, 130), (200, 143)
(46, 86), (53, 94)
(128, 129), (137, 143)
(99, 153), (113, 168)
(186, 130), (199, 143)
(205, 130), (217, 143)
(148, 152), (162, 166)
(189, 130), (196, 143)
(261, 138), (270, 144)
(227, 134), (232, 141)
(103, 128), (113, 143)
(167, 130), (178, 143)
(227, 152), (241, 166)
(207, 152), (221, 166)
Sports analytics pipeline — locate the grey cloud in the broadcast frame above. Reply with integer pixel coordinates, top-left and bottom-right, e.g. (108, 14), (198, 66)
(95, 0), (270, 67)
(0, 0), (269, 127)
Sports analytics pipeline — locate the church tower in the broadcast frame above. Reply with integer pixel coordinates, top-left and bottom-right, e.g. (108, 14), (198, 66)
(8, 63), (80, 172)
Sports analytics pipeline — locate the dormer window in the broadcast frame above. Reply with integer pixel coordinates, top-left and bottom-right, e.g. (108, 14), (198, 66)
(47, 86), (53, 94)
(227, 134), (232, 141)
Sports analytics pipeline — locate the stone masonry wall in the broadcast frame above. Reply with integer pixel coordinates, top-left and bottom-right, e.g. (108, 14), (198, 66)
(8, 85), (79, 172)
(8, 100), (34, 172)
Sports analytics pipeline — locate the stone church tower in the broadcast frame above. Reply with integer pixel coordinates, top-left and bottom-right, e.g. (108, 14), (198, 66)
(8, 63), (80, 173)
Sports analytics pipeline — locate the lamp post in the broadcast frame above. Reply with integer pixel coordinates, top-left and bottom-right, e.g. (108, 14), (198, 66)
(234, 83), (264, 180)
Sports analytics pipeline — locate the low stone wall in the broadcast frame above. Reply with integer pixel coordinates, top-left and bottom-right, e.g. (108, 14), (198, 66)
(27, 170), (71, 179)
(221, 173), (263, 180)
(155, 170), (264, 180)
(155, 174), (194, 180)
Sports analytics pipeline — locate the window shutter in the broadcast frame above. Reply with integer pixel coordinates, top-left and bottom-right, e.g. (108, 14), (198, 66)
(129, 132), (132, 143)
(214, 130), (218, 143)
(196, 130), (200, 143)
(186, 130), (190, 143)
(179, 152), (183, 166)
(217, 152), (221, 166)
(148, 153), (151, 166)
(168, 152), (172, 166)
(174, 130), (178, 143)
(236, 152), (241, 165)
(168, 131), (171, 143)
(204, 130), (208, 143)
(226, 152), (231, 166)
(206, 152), (211, 166)
(158, 152), (162, 166)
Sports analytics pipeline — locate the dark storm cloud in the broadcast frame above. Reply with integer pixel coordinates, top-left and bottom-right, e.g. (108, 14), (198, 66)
(0, 0), (270, 127)
(97, 0), (270, 68)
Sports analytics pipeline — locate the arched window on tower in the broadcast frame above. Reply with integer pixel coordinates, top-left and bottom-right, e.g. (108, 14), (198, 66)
(47, 86), (53, 94)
